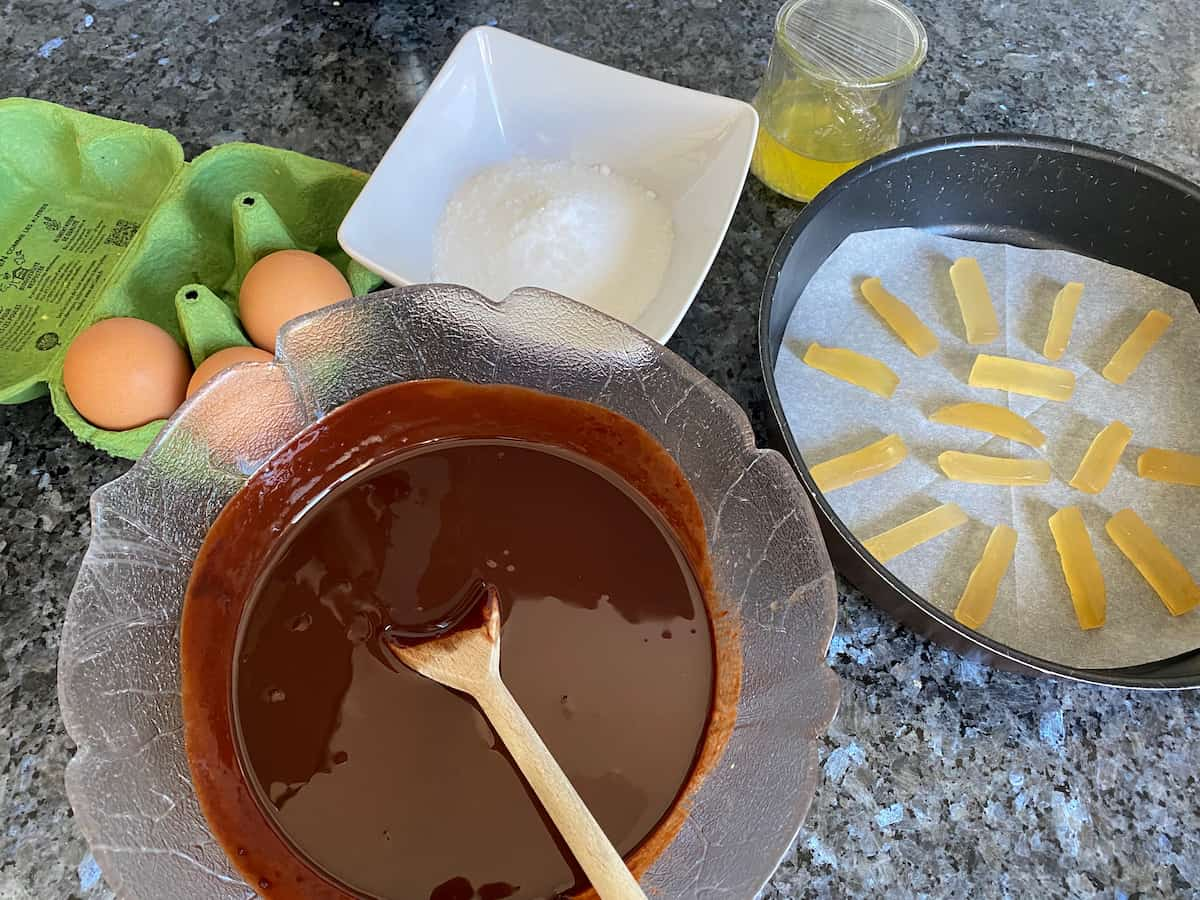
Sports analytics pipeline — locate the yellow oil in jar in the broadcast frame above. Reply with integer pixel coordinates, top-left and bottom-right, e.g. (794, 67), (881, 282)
(751, 92), (898, 202)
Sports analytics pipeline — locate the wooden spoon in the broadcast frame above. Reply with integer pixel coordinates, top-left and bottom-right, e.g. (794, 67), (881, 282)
(385, 585), (648, 900)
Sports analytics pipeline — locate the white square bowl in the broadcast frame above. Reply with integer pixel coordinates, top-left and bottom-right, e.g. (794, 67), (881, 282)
(337, 26), (758, 344)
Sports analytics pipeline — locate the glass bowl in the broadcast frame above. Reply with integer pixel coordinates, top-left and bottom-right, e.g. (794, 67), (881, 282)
(57, 284), (839, 898)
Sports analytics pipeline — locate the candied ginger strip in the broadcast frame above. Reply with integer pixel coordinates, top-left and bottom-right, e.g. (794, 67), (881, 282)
(1102, 309), (1172, 384)
(1137, 448), (1200, 487)
(809, 433), (908, 492)
(938, 451), (1050, 486)
(862, 502), (968, 563)
(859, 277), (939, 357)
(954, 524), (1018, 629)
(1042, 281), (1084, 361)
(803, 342), (900, 398)
(949, 257), (1000, 345)
(928, 401), (1046, 448)
(1047, 507), (1106, 630)
(1105, 508), (1200, 616)
(1069, 421), (1132, 494)
(968, 353), (1075, 401)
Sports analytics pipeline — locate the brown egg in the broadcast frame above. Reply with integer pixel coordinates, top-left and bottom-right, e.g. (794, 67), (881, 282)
(238, 250), (353, 351)
(63, 317), (192, 431)
(186, 345), (274, 399)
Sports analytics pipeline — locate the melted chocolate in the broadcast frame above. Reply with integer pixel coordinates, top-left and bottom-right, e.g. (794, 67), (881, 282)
(234, 440), (712, 899)
(183, 380), (730, 900)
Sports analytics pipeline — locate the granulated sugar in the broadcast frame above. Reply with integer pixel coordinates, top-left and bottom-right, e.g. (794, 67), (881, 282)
(432, 158), (674, 325)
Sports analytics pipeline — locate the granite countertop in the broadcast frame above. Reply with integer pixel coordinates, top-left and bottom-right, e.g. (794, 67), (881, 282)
(3, 1), (1199, 898)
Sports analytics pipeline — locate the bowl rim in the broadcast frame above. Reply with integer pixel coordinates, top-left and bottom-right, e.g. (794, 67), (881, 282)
(336, 25), (759, 344)
(758, 131), (1200, 690)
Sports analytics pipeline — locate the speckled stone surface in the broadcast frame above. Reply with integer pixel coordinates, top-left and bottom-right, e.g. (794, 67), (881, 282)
(2, 2), (1199, 898)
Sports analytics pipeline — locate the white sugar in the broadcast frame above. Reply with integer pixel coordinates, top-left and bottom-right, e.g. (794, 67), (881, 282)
(432, 158), (674, 326)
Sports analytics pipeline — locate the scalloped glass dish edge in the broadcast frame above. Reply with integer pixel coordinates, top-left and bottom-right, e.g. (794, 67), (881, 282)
(56, 284), (840, 900)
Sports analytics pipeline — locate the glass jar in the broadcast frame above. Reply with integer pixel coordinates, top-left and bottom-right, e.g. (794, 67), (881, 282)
(751, 0), (927, 202)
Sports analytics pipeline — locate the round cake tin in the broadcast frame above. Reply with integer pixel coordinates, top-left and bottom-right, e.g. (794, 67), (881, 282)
(760, 133), (1200, 688)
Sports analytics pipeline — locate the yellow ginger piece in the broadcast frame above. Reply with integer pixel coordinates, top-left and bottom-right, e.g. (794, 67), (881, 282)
(809, 434), (908, 492)
(1137, 448), (1200, 487)
(969, 354), (1075, 401)
(1105, 508), (1200, 616)
(928, 401), (1046, 448)
(938, 451), (1051, 485)
(1043, 281), (1084, 361)
(1069, 421), (1133, 494)
(803, 342), (900, 398)
(949, 257), (1000, 344)
(1047, 507), (1106, 630)
(859, 277), (939, 357)
(862, 502), (968, 563)
(1103, 309), (1172, 384)
(954, 524), (1018, 629)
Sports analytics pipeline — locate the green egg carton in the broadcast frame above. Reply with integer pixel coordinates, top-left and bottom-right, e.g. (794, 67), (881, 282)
(0, 98), (381, 459)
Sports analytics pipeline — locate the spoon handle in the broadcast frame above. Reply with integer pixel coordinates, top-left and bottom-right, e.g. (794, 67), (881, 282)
(475, 681), (648, 900)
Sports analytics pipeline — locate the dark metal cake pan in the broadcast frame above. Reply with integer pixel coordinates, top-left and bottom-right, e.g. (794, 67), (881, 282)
(759, 133), (1200, 689)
